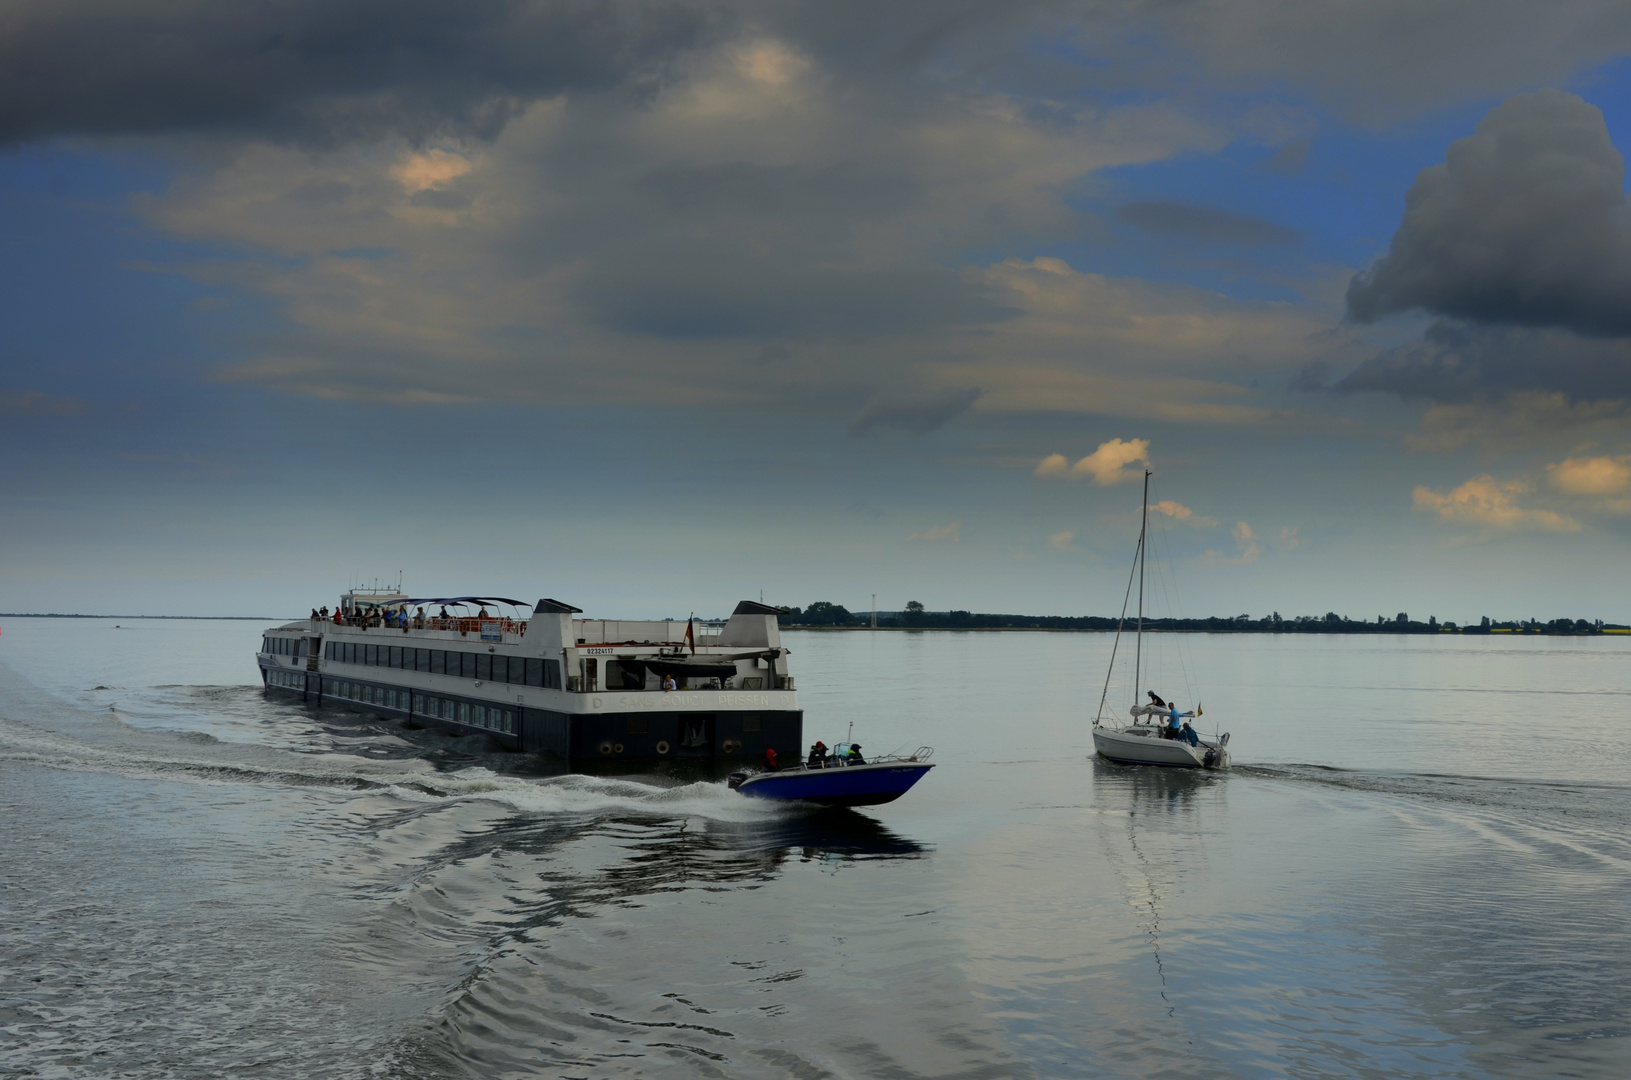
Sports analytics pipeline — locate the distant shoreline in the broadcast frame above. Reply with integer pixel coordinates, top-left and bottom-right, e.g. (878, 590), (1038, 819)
(0, 613), (281, 621)
(785, 624), (1631, 636)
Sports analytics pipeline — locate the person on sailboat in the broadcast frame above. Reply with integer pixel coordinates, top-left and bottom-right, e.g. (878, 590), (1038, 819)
(1165, 704), (1183, 739)
(1179, 719), (1200, 747)
(1147, 691), (1167, 710)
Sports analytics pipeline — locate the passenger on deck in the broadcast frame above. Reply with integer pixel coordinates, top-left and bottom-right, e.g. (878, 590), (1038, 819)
(310, 608), (319, 620)
(808, 741), (828, 767)
(439, 606), (450, 620)
(414, 607), (426, 629)
(1165, 705), (1182, 740)
(1179, 720), (1200, 747)
(662, 673), (678, 692)
(478, 606), (490, 620)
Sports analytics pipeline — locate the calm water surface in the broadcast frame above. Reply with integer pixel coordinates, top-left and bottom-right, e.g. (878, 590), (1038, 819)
(2, 620), (1628, 1078)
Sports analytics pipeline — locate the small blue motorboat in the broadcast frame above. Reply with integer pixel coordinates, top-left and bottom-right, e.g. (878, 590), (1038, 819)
(728, 745), (934, 807)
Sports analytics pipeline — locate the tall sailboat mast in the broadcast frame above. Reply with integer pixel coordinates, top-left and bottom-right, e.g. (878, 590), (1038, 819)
(1133, 469), (1150, 712)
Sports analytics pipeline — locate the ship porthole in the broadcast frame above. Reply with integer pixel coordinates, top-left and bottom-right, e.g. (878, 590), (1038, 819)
(655, 741), (670, 754)
(613, 743), (624, 754)
(598, 741), (613, 756)
(722, 739), (738, 754)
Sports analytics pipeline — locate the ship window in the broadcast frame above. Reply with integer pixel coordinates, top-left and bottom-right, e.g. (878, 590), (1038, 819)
(360, 645), (373, 666)
(387, 646), (401, 669)
(543, 659), (561, 689)
(742, 714), (761, 732)
(475, 705), (487, 727)
(441, 699), (453, 719)
(426, 650), (440, 675)
(458, 703), (470, 724)
(416, 648), (430, 672)
(524, 659), (543, 687)
(460, 653), (476, 679)
(476, 654), (492, 681)
(627, 716), (648, 735)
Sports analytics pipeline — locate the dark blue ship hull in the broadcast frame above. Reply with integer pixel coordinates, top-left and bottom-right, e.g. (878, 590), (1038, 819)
(729, 761), (934, 807)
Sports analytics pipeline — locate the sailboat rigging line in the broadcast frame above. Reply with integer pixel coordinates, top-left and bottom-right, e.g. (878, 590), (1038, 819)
(1094, 519), (1143, 726)
(1134, 469), (1150, 713)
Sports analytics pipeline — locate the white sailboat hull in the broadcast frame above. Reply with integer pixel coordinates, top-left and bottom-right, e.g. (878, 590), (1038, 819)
(1092, 724), (1230, 769)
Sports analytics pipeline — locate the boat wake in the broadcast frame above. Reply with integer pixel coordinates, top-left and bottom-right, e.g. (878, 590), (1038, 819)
(0, 680), (792, 826)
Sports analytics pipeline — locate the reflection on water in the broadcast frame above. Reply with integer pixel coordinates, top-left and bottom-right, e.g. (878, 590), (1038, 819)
(3, 619), (1631, 1078)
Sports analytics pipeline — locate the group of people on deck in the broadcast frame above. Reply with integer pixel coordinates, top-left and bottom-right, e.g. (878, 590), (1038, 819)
(1146, 691), (1200, 746)
(805, 740), (864, 767)
(320, 603), (487, 630)
(762, 740), (868, 771)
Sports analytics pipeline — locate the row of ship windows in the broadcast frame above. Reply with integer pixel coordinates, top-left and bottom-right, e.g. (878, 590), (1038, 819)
(326, 640), (562, 688)
(267, 669), (306, 690)
(323, 678), (518, 735)
(264, 636), (307, 656)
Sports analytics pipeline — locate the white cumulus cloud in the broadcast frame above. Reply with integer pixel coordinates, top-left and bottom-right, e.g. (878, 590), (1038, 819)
(1035, 438), (1150, 485)
(1413, 475), (1580, 533)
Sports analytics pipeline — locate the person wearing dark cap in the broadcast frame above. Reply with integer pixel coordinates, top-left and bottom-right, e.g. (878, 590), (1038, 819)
(849, 743), (865, 765)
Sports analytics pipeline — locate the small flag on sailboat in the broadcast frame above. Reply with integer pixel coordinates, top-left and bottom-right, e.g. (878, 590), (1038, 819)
(1197, 702), (1203, 717)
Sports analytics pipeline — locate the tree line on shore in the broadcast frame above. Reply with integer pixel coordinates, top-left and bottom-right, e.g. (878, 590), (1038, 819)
(776, 602), (1629, 635)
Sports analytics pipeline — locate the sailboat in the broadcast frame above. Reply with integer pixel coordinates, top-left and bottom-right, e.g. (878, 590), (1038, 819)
(1091, 470), (1232, 769)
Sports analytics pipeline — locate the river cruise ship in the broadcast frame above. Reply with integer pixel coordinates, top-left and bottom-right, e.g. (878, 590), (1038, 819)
(257, 590), (800, 764)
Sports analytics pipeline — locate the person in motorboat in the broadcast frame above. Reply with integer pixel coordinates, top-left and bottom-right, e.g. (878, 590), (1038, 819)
(807, 741), (829, 767)
(764, 747), (779, 771)
(849, 743), (866, 765)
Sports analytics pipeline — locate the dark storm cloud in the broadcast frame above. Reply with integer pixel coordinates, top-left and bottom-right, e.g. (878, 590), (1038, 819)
(1116, 201), (1298, 245)
(848, 387), (983, 436)
(0, 0), (718, 147)
(1347, 91), (1631, 338)
(1336, 321), (1631, 403)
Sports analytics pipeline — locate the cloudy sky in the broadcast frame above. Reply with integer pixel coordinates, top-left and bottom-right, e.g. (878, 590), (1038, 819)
(5, 1), (1631, 620)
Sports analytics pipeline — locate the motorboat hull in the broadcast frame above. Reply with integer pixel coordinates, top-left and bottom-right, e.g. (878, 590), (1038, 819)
(1093, 725), (1230, 769)
(730, 761), (935, 806)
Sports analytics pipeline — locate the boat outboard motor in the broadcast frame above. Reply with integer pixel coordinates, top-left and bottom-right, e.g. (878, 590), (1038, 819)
(727, 772), (749, 791)
(1203, 749), (1218, 768)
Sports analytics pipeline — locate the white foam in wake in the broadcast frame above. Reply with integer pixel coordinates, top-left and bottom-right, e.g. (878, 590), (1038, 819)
(384, 768), (790, 823)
